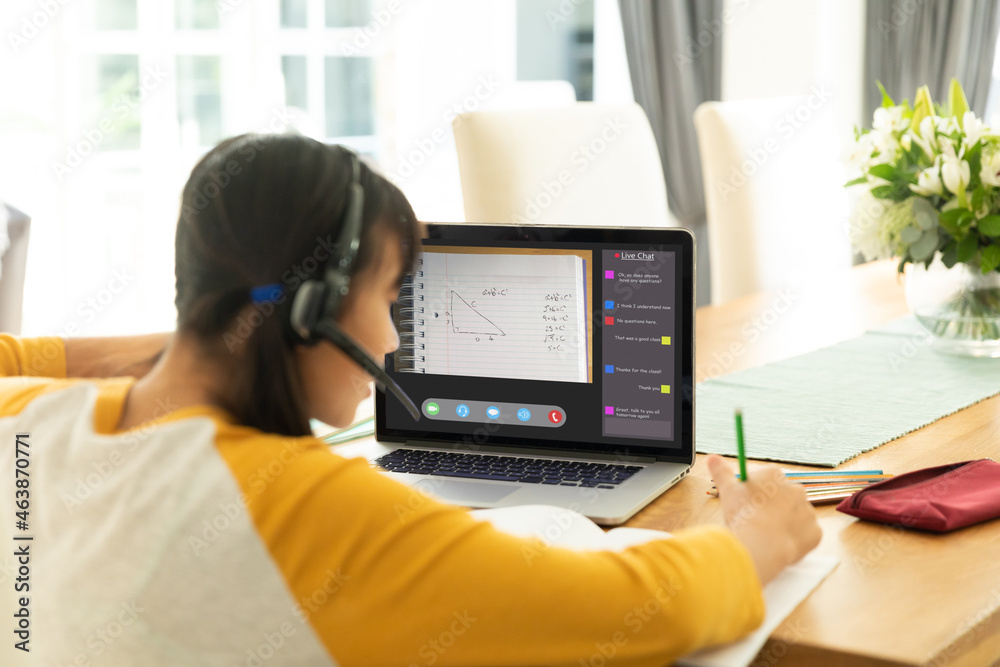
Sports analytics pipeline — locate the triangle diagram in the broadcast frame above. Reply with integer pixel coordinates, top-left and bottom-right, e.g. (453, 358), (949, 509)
(450, 291), (505, 336)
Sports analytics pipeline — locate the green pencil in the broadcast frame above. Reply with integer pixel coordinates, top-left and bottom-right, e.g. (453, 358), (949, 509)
(735, 409), (748, 481)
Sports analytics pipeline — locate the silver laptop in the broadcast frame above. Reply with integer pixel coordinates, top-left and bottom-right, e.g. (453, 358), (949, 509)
(357, 223), (695, 525)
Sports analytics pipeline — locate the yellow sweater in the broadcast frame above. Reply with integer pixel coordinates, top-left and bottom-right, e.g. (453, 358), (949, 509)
(0, 335), (764, 666)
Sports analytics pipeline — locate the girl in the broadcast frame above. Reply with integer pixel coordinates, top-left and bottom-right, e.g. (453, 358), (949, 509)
(0, 133), (819, 666)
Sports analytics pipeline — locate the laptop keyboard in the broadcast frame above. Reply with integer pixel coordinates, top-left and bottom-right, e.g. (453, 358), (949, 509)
(374, 449), (643, 488)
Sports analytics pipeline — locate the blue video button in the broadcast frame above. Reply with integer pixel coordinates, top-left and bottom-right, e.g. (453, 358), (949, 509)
(456, 404), (470, 418)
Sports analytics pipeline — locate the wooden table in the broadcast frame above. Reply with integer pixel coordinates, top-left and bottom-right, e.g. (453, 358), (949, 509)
(626, 260), (1000, 666)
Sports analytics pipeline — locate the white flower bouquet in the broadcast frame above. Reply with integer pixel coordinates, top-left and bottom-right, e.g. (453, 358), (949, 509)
(847, 79), (1000, 270)
(846, 79), (1000, 343)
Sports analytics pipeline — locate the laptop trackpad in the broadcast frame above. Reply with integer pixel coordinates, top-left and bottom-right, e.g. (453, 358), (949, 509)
(413, 479), (519, 505)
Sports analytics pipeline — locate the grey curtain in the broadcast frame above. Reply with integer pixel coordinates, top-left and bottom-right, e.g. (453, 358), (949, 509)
(618, 0), (722, 305)
(865, 0), (1000, 118)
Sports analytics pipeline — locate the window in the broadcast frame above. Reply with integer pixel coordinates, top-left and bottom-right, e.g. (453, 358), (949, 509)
(516, 0), (595, 101)
(13, 0), (630, 336)
(28, 0), (386, 336)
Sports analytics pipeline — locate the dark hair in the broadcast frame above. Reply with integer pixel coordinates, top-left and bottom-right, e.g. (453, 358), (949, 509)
(174, 133), (420, 436)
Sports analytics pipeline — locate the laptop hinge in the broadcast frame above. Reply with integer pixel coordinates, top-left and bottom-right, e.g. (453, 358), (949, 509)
(400, 439), (658, 463)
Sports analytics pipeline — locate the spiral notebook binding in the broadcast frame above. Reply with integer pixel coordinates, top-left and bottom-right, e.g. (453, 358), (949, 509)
(396, 259), (426, 373)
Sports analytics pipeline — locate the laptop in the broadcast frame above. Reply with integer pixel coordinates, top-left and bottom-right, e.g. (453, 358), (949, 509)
(356, 223), (694, 525)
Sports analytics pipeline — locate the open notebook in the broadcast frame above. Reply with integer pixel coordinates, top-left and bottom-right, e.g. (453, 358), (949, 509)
(470, 505), (838, 667)
(398, 250), (590, 382)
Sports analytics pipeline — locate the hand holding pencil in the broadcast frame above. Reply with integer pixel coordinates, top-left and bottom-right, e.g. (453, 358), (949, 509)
(707, 455), (823, 585)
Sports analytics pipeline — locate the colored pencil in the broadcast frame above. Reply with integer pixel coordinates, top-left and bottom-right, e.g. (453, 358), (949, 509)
(735, 409), (748, 482)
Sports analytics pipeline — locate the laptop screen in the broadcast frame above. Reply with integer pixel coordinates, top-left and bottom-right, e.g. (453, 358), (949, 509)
(377, 224), (694, 462)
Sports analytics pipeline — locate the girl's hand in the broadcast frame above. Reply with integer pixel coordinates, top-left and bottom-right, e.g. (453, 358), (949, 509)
(707, 454), (822, 585)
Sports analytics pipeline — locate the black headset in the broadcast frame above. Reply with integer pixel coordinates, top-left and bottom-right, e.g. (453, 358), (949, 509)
(288, 149), (420, 420)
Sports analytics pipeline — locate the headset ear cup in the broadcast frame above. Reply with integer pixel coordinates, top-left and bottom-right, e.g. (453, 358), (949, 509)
(290, 280), (327, 342)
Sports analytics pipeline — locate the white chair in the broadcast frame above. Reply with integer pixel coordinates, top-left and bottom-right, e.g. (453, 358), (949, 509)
(693, 97), (853, 304)
(452, 103), (670, 227)
(0, 204), (30, 334)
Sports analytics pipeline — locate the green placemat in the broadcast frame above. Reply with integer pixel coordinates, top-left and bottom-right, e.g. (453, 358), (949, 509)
(696, 316), (1000, 466)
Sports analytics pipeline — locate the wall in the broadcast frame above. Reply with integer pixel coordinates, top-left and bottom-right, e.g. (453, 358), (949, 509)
(722, 0), (866, 139)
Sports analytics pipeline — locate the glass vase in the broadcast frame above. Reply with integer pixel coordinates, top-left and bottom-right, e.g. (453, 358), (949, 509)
(904, 257), (1000, 357)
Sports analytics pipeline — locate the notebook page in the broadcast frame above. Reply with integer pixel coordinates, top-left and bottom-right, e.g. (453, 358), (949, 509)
(416, 251), (589, 382)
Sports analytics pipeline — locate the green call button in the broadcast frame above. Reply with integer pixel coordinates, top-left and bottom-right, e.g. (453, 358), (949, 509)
(425, 402), (440, 416)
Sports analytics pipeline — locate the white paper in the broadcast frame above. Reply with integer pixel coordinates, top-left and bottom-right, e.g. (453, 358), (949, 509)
(415, 252), (589, 382)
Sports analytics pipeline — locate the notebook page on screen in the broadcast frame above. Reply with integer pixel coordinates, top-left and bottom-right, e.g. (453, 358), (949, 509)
(413, 249), (589, 382)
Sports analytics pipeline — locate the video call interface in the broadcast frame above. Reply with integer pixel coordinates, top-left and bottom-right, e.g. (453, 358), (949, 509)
(385, 237), (684, 453)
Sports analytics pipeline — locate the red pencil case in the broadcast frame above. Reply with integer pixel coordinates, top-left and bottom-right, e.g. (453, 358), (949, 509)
(836, 459), (1000, 533)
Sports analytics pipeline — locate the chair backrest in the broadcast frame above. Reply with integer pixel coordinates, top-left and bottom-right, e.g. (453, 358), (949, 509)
(452, 103), (670, 228)
(693, 97), (853, 304)
(0, 204), (30, 334)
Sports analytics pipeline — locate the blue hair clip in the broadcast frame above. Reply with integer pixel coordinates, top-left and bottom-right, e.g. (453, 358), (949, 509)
(250, 283), (284, 304)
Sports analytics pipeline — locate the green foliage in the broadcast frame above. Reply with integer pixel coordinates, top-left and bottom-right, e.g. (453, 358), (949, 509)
(948, 78), (970, 127)
(909, 228), (939, 261)
(939, 208), (975, 237)
(941, 241), (959, 268)
(957, 233), (979, 262)
(871, 184), (912, 201)
(877, 81), (895, 108)
(981, 245), (1000, 273)
(911, 85), (934, 132)
(971, 185), (988, 213)
(977, 215), (1000, 237)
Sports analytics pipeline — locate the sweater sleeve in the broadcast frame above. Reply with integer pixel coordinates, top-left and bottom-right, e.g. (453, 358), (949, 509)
(0, 335), (67, 378)
(216, 433), (766, 667)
